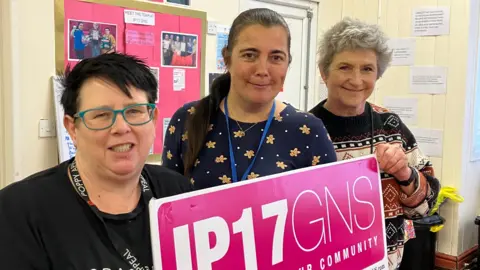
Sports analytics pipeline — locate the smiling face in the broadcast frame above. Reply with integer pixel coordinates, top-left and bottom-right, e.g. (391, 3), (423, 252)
(64, 78), (157, 179)
(226, 25), (289, 106)
(321, 49), (378, 115)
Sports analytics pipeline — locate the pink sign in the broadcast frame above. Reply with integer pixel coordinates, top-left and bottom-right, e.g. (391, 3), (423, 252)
(126, 30), (155, 46)
(149, 156), (388, 270)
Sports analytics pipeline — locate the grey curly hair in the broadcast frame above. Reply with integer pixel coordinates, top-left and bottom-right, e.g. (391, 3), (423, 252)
(318, 17), (392, 79)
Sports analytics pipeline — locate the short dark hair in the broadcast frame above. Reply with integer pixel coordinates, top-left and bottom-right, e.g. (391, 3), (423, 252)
(59, 53), (157, 117)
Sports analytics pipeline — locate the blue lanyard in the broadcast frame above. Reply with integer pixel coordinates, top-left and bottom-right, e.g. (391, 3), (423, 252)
(224, 97), (276, 182)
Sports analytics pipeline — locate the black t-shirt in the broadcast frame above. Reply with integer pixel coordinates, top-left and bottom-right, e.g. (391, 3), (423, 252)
(0, 159), (192, 270)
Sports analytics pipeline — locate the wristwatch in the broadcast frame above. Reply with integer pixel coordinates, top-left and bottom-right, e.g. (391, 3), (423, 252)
(396, 166), (417, 186)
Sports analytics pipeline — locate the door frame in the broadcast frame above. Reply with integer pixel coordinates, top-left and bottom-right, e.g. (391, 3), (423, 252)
(0, 0), (15, 187)
(238, 0), (319, 111)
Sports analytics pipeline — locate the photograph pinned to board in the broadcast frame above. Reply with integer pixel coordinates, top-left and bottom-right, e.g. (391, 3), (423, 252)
(150, 67), (160, 102)
(216, 25), (230, 71)
(216, 24), (230, 71)
(412, 6), (450, 36)
(52, 76), (77, 162)
(216, 32), (228, 71)
(161, 31), (198, 68)
(166, 0), (190, 5)
(68, 19), (117, 61)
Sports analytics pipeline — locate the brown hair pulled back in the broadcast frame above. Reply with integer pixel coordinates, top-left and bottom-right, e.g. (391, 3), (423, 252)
(183, 8), (292, 176)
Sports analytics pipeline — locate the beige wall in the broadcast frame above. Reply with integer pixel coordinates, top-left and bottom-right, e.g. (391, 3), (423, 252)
(0, 0), (59, 184)
(0, 0), (478, 257)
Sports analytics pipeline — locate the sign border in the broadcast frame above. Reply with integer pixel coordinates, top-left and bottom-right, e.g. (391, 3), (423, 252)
(149, 154), (388, 270)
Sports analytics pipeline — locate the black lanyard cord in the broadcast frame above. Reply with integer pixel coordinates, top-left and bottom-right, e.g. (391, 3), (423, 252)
(69, 159), (153, 269)
(369, 103), (375, 154)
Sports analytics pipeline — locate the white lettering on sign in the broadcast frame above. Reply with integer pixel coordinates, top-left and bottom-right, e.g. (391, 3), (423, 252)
(167, 176), (376, 269)
(173, 224), (193, 270)
(194, 216), (230, 270)
(232, 208), (257, 269)
(292, 176), (376, 252)
(318, 235), (379, 269)
(170, 200), (288, 269)
(124, 10), (155, 26)
(261, 199), (288, 265)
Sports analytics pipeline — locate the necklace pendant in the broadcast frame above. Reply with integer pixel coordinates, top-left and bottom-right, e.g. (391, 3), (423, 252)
(234, 130), (246, 138)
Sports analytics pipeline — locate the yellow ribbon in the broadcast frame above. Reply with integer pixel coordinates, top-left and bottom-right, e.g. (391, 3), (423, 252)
(427, 186), (464, 232)
(429, 186), (464, 216)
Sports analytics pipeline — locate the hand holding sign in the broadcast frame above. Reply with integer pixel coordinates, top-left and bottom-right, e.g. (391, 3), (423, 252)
(375, 143), (410, 181)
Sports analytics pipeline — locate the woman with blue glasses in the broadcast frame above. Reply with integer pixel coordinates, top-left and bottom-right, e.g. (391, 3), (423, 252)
(0, 53), (191, 269)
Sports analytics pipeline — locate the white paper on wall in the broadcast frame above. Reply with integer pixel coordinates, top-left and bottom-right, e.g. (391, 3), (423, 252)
(410, 66), (447, 94)
(412, 7), (450, 36)
(383, 97), (418, 125)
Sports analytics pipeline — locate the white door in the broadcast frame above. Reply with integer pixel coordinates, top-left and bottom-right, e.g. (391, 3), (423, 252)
(239, 0), (318, 111)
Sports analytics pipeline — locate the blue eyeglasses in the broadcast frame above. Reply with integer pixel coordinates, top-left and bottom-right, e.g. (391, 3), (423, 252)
(74, 103), (156, 130)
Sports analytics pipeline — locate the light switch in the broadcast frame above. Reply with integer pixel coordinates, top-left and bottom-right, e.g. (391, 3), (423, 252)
(39, 119), (56, 138)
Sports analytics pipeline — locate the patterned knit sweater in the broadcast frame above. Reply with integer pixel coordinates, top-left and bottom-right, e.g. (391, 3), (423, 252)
(310, 100), (441, 270)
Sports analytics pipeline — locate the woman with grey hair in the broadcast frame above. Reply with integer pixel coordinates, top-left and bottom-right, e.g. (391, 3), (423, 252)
(310, 17), (441, 269)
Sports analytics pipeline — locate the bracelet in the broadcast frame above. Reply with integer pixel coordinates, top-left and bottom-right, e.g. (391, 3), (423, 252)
(396, 166), (417, 187)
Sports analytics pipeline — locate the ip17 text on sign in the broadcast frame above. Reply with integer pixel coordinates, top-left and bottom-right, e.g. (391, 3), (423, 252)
(149, 156), (388, 270)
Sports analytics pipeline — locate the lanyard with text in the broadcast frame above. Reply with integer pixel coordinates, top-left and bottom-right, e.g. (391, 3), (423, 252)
(68, 159), (153, 270)
(224, 97), (276, 182)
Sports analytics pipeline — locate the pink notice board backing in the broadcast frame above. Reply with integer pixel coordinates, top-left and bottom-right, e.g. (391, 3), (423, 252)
(149, 156), (388, 270)
(63, 0), (202, 154)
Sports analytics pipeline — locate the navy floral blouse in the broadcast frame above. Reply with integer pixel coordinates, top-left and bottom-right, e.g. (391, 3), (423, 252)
(162, 101), (337, 190)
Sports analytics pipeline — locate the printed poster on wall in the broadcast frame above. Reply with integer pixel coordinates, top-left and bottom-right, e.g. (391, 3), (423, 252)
(62, 0), (203, 155)
(52, 76), (77, 163)
(412, 7), (450, 36)
(388, 38), (415, 66)
(216, 24), (230, 71)
(149, 155), (388, 270)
